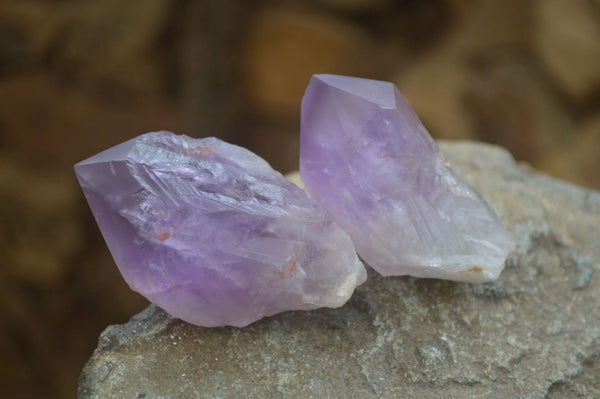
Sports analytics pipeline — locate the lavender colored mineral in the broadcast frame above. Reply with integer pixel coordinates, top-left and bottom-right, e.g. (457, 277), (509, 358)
(75, 131), (366, 327)
(300, 74), (515, 282)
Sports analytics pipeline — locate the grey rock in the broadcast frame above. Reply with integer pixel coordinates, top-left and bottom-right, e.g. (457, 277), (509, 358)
(78, 141), (600, 399)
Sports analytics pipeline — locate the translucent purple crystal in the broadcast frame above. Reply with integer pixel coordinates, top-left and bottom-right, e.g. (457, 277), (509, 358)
(300, 74), (515, 282)
(75, 131), (365, 327)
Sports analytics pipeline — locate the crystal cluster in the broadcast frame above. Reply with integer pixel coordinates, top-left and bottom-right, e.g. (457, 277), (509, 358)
(300, 74), (515, 282)
(75, 132), (366, 327)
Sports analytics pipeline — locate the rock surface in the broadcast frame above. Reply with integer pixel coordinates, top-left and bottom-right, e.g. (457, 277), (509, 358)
(78, 141), (600, 398)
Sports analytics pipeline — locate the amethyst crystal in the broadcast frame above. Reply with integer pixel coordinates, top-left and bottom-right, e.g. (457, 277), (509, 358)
(75, 131), (365, 327)
(300, 74), (515, 282)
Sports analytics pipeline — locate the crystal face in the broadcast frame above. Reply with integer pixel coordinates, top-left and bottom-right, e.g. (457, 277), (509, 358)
(300, 74), (515, 282)
(75, 131), (366, 327)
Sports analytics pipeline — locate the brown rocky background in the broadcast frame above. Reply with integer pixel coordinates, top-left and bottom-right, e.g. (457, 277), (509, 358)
(0, 1), (599, 398)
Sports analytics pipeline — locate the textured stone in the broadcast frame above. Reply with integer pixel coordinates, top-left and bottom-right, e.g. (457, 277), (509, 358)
(79, 141), (600, 398)
(75, 131), (365, 327)
(301, 75), (515, 282)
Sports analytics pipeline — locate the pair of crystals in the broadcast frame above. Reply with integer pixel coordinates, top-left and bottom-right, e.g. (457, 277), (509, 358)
(75, 75), (515, 327)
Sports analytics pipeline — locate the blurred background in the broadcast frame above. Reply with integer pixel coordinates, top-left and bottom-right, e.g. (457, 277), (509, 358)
(1, 0), (599, 397)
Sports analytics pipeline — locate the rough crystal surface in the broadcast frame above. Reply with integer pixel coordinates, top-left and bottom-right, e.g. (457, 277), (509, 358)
(300, 74), (515, 282)
(75, 131), (366, 327)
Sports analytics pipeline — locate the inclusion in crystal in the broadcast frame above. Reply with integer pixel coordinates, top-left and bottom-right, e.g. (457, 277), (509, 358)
(75, 131), (366, 327)
(300, 74), (515, 282)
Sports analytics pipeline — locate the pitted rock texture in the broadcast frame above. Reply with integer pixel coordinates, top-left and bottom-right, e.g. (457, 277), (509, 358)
(78, 141), (600, 399)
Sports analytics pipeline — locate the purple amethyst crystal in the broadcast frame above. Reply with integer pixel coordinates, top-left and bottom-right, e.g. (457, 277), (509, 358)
(75, 131), (365, 327)
(300, 74), (515, 282)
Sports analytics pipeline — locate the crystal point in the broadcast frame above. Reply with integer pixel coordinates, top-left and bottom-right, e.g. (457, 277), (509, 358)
(300, 74), (515, 282)
(75, 131), (366, 327)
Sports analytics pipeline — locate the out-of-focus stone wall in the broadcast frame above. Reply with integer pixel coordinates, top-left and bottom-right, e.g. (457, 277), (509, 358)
(0, 1), (598, 398)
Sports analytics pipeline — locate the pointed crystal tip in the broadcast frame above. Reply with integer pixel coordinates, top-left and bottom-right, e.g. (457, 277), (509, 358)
(312, 74), (398, 109)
